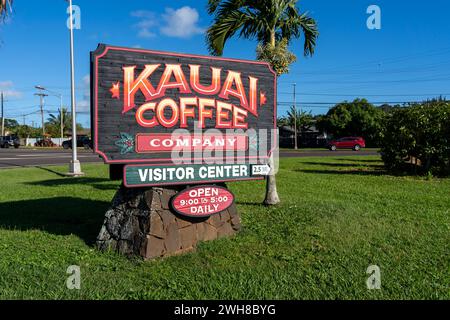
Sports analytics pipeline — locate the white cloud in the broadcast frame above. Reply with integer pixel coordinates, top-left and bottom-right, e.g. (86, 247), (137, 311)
(130, 6), (204, 40)
(136, 19), (156, 29)
(0, 81), (22, 98)
(131, 10), (157, 39)
(160, 6), (204, 38)
(77, 100), (90, 111)
(77, 74), (90, 112)
(138, 28), (156, 39)
(130, 10), (154, 19)
(83, 74), (90, 86)
(0, 81), (13, 87)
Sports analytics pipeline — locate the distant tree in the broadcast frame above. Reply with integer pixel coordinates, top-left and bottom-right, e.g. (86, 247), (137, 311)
(47, 108), (71, 137)
(4, 118), (18, 129)
(278, 107), (314, 131)
(44, 122), (59, 138)
(13, 125), (41, 138)
(317, 98), (384, 146)
(277, 116), (289, 127)
(286, 106), (314, 131)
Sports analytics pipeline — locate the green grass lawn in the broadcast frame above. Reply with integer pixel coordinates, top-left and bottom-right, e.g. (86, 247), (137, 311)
(0, 156), (448, 299)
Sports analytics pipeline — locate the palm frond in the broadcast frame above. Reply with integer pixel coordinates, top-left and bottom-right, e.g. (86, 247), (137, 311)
(206, 9), (250, 56)
(297, 13), (318, 57)
(206, 0), (318, 59)
(207, 0), (223, 14)
(0, 0), (12, 19)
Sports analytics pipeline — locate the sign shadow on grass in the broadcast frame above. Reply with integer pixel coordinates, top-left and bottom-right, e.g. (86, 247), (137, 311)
(0, 197), (109, 245)
(294, 160), (386, 176)
(299, 161), (385, 168)
(294, 168), (385, 176)
(333, 158), (383, 163)
(25, 176), (119, 191)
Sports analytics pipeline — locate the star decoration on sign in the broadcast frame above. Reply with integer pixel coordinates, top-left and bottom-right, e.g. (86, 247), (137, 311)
(110, 81), (120, 99)
(115, 132), (134, 154)
(260, 91), (267, 106)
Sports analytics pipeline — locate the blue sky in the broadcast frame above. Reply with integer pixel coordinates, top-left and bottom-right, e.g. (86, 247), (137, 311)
(1, 0), (450, 128)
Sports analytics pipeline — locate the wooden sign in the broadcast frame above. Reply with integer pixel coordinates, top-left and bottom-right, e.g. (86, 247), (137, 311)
(91, 44), (277, 167)
(171, 185), (234, 218)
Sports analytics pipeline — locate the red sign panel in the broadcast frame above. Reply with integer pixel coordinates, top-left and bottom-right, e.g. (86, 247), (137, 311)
(171, 185), (234, 218)
(135, 133), (248, 153)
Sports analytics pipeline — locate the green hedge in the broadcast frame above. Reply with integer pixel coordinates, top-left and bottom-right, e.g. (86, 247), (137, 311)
(380, 100), (450, 176)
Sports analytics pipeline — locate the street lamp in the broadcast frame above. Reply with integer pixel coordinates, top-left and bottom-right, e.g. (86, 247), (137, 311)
(67, 0), (83, 176)
(35, 86), (64, 142)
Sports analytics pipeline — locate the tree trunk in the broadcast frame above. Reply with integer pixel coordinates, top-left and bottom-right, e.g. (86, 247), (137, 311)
(263, 154), (280, 205)
(259, 32), (279, 205)
(270, 30), (276, 47)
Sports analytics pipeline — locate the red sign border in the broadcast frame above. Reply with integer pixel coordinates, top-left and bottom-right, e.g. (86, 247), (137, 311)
(91, 44), (278, 165)
(170, 185), (235, 218)
(122, 163), (264, 188)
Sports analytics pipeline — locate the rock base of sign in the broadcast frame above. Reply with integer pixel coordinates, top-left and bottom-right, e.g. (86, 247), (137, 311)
(96, 184), (241, 260)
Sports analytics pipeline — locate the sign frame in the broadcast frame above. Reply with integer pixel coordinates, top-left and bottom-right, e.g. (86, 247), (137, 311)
(91, 43), (278, 165)
(123, 163), (264, 188)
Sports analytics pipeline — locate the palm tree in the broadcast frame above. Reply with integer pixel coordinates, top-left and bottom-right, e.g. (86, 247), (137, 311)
(286, 106), (314, 132)
(206, 0), (318, 59)
(47, 108), (71, 137)
(0, 0), (12, 20)
(206, 0), (318, 205)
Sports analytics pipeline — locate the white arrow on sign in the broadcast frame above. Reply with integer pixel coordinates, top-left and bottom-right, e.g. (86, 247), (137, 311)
(251, 164), (271, 176)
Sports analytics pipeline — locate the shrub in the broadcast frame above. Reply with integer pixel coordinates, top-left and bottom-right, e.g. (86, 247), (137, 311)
(380, 99), (450, 176)
(316, 99), (385, 147)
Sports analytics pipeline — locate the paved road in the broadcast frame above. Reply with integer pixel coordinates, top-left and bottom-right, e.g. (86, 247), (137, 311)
(0, 148), (101, 169)
(0, 148), (379, 169)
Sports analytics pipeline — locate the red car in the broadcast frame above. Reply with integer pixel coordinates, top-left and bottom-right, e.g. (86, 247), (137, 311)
(328, 137), (366, 151)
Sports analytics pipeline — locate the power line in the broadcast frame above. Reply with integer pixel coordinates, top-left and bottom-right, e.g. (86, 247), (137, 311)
(279, 76), (450, 85)
(278, 92), (450, 97)
(278, 101), (428, 105)
(283, 61), (450, 78)
(279, 46), (450, 76)
(7, 110), (41, 117)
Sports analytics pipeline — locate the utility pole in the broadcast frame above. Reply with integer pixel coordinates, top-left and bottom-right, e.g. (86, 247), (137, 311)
(34, 91), (48, 137)
(293, 84), (297, 149)
(1, 92), (4, 137)
(299, 98), (302, 149)
(35, 86), (64, 142)
(60, 103), (64, 139)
